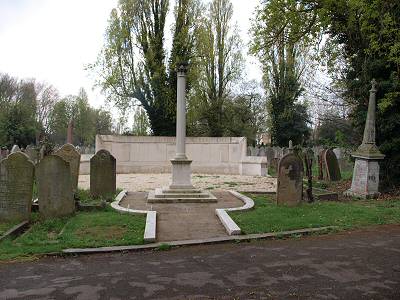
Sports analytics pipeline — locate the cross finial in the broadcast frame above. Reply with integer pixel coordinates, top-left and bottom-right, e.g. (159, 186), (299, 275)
(370, 79), (377, 92)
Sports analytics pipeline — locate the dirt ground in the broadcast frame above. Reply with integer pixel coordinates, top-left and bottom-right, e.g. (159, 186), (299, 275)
(1, 225), (399, 299)
(79, 173), (276, 193)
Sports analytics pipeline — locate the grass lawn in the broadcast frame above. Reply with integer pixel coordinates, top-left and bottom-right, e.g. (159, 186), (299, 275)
(0, 220), (21, 236)
(0, 207), (146, 261)
(229, 194), (400, 234)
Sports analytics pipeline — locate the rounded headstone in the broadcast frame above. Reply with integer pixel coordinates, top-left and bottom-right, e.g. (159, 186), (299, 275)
(0, 152), (34, 221)
(276, 153), (304, 206)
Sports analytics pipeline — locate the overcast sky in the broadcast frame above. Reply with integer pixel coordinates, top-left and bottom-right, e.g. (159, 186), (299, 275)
(0, 0), (262, 113)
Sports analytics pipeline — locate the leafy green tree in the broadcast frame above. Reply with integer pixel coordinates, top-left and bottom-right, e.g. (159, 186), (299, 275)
(250, 0), (400, 187)
(131, 107), (151, 136)
(0, 74), (38, 147)
(90, 0), (200, 136)
(250, 0), (311, 146)
(190, 0), (243, 136)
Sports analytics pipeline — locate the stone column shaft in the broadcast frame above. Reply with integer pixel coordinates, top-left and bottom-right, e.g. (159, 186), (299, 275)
(176, 67), (187, 159)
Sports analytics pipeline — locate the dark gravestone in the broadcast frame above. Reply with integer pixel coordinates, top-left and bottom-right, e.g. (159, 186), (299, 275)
(0, 152), (34, 221)
(90, 150), (116, 198)
(318, 149), (326, 180)
(36, 155), (75, 218)
(324, 149), (342, 181)
(276, 153), (303, 206)
(54, 144), (81, 193)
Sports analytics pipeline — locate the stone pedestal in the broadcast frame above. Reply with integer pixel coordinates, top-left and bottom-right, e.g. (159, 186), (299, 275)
(344, 156), (382, 199)
(170, 159), (194, 190)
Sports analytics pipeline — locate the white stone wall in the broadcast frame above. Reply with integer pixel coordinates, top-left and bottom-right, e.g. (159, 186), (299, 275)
(80, 135), (267, 176)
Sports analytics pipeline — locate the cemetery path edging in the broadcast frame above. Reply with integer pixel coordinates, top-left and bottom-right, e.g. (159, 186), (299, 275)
(110, 190), (156, 242)
(62, 226), (337, 255)
(215, 190), (255, 235)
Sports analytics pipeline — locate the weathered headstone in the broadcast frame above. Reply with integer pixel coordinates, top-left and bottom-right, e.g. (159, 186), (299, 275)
(0, 152), (34, 221)
(54, 143), (81, 193)
(36, 155), (75, 218)
(276, 153), (303, 206)
(323, 149), (342, 181)
(11, 145), (21, 153)
(90, 150), (116, 198)
(25, 145), (39, 164)
(265, 147), (275, 168)
(318, 149), (326, 180)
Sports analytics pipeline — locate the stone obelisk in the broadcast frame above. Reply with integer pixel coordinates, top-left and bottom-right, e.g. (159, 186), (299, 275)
(147, 64), (216, 203)
(345, 79), (385, 199)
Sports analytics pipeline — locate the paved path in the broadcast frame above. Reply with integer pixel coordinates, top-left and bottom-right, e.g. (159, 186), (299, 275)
(78, 173), (276, 193)
(120, 191), (243, 242)
(1, 225), (399, 299)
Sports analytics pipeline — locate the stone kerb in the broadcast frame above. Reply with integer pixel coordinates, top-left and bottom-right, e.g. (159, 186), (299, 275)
(54, 144), (81, 193)
(111, 190), (156, 242)
(276, 153), (303, 206)
(36, 155), (75, 218)
(0, 152), (34, 222)
(215, 191), (255, 236)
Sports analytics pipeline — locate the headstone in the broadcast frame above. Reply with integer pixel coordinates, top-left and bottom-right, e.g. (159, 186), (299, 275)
(25, 145), (39, 164)
(276, 153), (303, 206)
(250, 147), (258, 156)
(11, 145), (21, 153)
(265, 147), (274, 167)
(90, 150), (116, 198)
(318, 149), (326, 180)
(54, 143), (81, 193)
(0, 152), (34, 221)
(36, 155), (75, 218)
(258, 147), (266, 157)
(323, 149), (341, 181)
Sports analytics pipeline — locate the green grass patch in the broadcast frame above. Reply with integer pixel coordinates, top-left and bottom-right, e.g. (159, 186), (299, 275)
(76, 188), (122, 205)
(0, 207), (145, 261)
(0, 220), (23, 236)
(229, 194), (400, 234)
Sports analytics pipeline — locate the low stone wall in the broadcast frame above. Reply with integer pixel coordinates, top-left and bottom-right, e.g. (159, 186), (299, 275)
(79, 135), (267, 176)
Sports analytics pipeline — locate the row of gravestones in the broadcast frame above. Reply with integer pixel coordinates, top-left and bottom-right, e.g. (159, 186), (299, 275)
(276, 148), (342, 206)
(247, 145), (352, 171)
(0, 144), (116, 222)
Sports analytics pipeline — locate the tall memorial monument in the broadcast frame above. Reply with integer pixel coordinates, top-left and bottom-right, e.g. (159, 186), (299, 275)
(148, 64), (216, 203)
(345, 79), (385, 198)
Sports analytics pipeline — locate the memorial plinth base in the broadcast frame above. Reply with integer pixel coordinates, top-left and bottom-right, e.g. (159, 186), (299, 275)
(344, 155), (383, 199)
(147, 158), (217, 203)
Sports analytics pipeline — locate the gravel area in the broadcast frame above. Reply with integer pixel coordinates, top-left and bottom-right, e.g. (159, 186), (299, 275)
(79, 173), (276, 192)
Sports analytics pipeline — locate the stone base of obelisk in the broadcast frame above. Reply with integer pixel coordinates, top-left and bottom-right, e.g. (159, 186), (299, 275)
(147, 159), (217, 203)
(344, 157), (381, 199)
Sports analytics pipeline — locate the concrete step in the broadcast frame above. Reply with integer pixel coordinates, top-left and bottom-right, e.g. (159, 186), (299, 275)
(147, 189), (217, 203)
